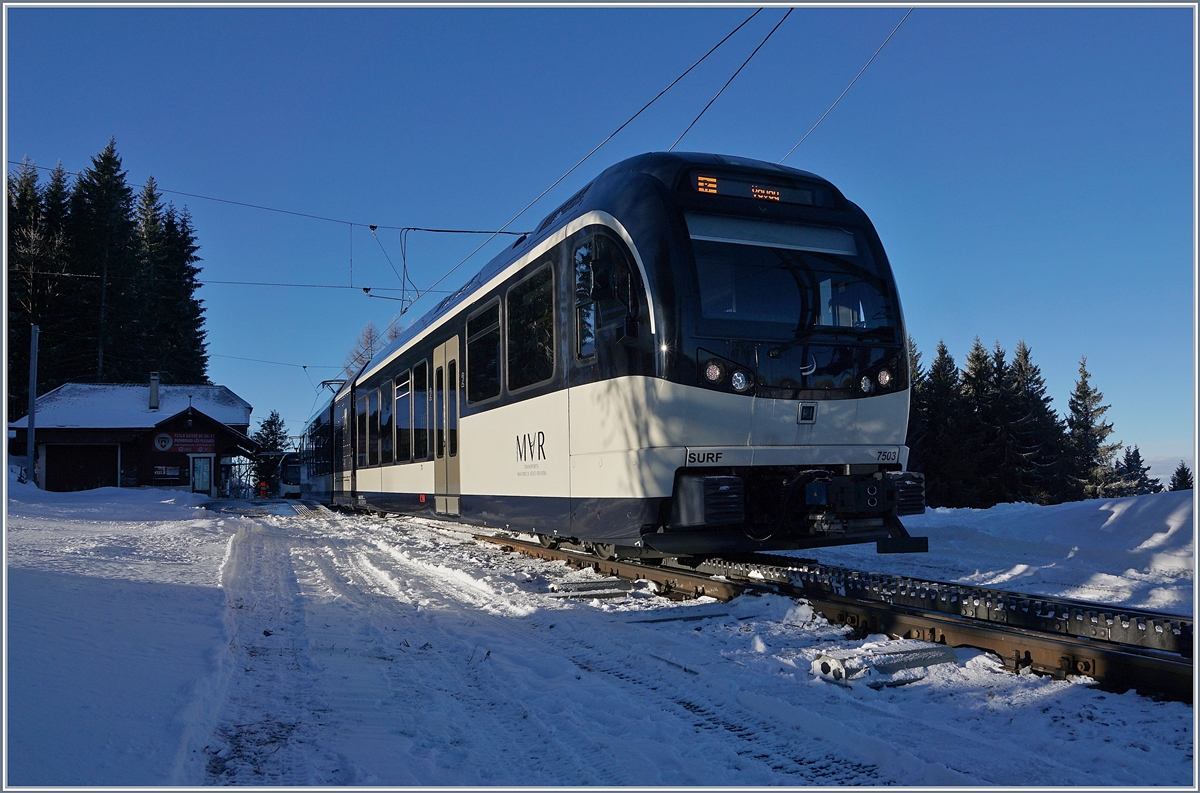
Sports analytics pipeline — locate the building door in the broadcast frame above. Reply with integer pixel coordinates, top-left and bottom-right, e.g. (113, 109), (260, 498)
(44, 444), (118, 492)
(192, 456), (213, 495)
(433, 336), (460, 516)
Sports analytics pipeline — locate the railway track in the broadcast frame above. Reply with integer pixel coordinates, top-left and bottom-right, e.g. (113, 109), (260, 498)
(475, 534), (1194, 703)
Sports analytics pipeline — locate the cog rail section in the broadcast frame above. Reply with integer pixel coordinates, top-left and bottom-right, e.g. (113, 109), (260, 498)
(689, 554), (1193, 702)
(475, 535), (1192, 702)
(473, 535), (745, 602)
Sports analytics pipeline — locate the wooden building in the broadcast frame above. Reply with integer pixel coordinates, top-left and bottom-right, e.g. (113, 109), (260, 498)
(8, 377), (259, 495)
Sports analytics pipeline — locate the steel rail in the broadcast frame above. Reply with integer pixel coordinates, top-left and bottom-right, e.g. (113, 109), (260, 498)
(697, 554), (1193, 657)
(689, 556), (1192, 702)
(473, 535), (745, 601)
(475, 534), (1193, 702)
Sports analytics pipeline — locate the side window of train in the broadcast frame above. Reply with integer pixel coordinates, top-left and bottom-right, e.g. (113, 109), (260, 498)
(380, 379), (394, 465)
(506, 263), (555, 391)
(355, 395), (368, 467)
(395, 370), (411, 463)
(368, 388), (380, 467)
(412, 361), (429, 459)
(574, 241), (597, 361)
(466, 301), (501, 403)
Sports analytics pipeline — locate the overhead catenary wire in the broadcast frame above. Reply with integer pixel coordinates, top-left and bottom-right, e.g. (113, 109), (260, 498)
(669, 8), (793, 152)
(779, 8), (914, 163)
(209, 354), (341, 370)
(5, 160), (529, 236)
(15, 269), (455, 294)
(400, 7), (765, 329)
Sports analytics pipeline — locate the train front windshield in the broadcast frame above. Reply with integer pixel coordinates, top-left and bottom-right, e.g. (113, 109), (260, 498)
(685, 213), (899, 342)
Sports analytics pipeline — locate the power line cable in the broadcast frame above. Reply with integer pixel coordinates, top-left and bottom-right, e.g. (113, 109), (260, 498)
(779, 8), (914, 163)
(400, 7), (764, 328)
(210, 353), (341, 370)
(5, 160), (529, 235)
(16, 268), (454, 293)
(669, 8), (793, 152)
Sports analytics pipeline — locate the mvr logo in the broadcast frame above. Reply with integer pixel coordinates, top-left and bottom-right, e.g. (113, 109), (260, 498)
(516, 432), (547, 462)
(687, 451), (723, 464)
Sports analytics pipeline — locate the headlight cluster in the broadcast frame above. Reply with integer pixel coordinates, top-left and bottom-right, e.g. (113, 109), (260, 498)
(859, 367), (895, 393)
(703, 359), (754, 393)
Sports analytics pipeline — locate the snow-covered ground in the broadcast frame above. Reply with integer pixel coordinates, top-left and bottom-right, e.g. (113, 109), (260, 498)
(804, 490), (1196, 616)
(5, 477), (1195, 786)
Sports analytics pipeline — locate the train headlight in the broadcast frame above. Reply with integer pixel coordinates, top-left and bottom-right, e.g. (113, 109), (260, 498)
(703, 360), (725, 384)
(859, 375), (873, 393)
(731, 370), (753, 392)
(877, 368), (893, 388)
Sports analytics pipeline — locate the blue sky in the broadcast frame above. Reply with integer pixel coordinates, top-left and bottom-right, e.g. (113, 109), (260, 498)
(6, 6), (1195, 478)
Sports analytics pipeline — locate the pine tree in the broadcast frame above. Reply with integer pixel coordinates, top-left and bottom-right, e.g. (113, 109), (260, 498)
(41, 162), (71, 236)
(130, 177), (168, 379)
(904, 335), (928, 472)
(957, 337), (996, 506)
(1168, 461), (1193, 491)
(251, 410), (291, 483)
(7, 158), (42, 419)
(1111, 446), (1162, 496)
(919, 341), (972, 507)
(1066, 356), (1121, 499)
(1008, 340), (1068, 503)
(158, 206), (209, 383)
(67, 138), (136, 382)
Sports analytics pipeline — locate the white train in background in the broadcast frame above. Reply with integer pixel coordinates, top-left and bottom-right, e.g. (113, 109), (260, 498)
(301, 152), (926, 559)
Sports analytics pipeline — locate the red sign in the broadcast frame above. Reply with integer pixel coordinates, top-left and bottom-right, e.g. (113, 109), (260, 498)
(152, 432), (216, 454)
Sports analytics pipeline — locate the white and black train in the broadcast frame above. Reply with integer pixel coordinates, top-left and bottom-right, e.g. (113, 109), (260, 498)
(301, 152), (927, 558)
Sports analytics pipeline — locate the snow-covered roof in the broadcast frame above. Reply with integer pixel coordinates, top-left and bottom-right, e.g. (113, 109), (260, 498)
(9, 383), (252, 430)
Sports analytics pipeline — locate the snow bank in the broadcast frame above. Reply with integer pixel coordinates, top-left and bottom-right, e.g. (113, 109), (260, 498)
(5, 476), (237, 785)
(805, 490), (1195, 615)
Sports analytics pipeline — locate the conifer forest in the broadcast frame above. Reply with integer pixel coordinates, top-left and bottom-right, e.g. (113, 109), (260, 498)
(7, 140), (208, 419)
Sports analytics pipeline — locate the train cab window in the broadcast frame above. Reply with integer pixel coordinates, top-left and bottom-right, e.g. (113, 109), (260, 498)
(355, 395), (368, 467)
(594, 235), (636, 326)
(435, 366), (445, 459)
(395, 371), (411, 462)
(368, 389), (380, 467)
(412, 361), (429, 459)
(574, 242), (596, 361)
(466, 302), (500, 403)
(380, 380), (394, 465)
(448, 360), (458, 457)
(507, 264), (555, 391)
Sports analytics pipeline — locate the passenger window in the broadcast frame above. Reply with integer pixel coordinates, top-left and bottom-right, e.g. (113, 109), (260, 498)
(379, 380), (394, 465)
(368, 389), (380, 467)
(412, 361), (429, 459)
(355, 395), (368, 467)
(395, 371), (411, 462)
(466, 303), (501, 403)
(507, 264), (555, 391)
(574, 242), (597, 361)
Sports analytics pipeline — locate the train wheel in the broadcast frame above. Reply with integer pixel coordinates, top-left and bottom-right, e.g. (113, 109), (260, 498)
(537, 533), (558, 549)
(592, 543), (617, 561)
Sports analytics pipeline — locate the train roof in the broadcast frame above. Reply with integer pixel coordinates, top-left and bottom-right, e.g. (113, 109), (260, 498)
(347, 152), (836, 395)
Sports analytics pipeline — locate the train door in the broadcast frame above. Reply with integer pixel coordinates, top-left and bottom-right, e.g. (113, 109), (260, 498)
(333, 394), (350, 500)
(433, 337), (461, 516)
